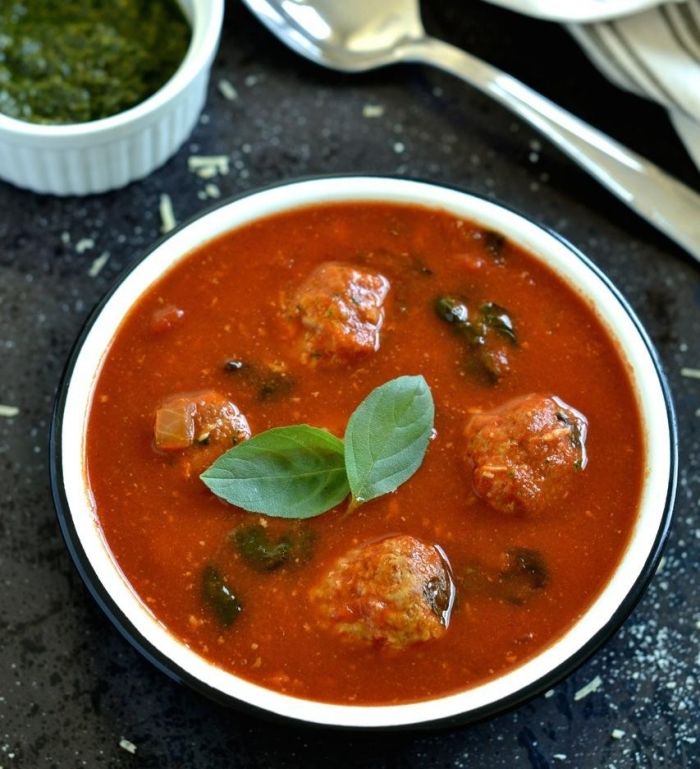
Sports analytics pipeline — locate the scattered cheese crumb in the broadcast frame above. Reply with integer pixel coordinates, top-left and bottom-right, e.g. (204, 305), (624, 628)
(681, 367), (700, 379)
(205, 183), (221, 199)
(0, 405), (19, 418)
(61, 231), (71, 245)
(75, 237), (95, 253)
(393, 141), (405, 154)
(574, 675), (602, 701)
(88, 252), (110, 278)
(553, 755), (567, 762)
(363, 104), (384, 118)
(218, 78), (238, 101)
(188, 155), (230, 178)
(188, 155), (227, 167)
(119, 738), (137, 754)
(544, 689), (555, 698)
(159, 193), (176, 234)
(611, 729), (626, 739)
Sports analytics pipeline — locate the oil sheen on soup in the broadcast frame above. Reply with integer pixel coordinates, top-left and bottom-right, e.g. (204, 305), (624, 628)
(86, 203), (644, 705)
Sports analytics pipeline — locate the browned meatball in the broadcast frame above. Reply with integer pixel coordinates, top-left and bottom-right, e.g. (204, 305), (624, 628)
(309, 535), (454, 650)
(154, 390), (251, 451)
(464, 394), (588, 515)
(294, 262), (390, 365)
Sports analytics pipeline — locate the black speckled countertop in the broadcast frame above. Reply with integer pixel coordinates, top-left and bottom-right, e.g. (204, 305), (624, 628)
(1, 2), (699, 767)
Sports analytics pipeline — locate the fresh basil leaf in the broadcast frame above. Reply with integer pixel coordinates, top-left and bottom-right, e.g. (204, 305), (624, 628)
(202, 565), (242, 627)
(480, 302), (517, 345)
(201, 425), (349, 518)
(231, 523), (316, 572)
(344, 375), (434, 505)
(435, 295), (469, 325)
(232, 524), (292, 572)
(483, 230), (506, 260)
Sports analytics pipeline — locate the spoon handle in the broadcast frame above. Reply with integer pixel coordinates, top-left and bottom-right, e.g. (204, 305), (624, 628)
(399, 36), (700, 262)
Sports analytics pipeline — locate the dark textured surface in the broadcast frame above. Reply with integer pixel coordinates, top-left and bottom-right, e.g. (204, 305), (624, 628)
(1, 2), (699, 767)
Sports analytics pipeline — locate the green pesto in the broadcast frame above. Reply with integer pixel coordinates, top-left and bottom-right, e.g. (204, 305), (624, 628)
(0, 0), (191, 125)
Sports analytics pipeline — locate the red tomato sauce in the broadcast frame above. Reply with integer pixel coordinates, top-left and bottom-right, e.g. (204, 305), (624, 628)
(86, 203), (644, 705)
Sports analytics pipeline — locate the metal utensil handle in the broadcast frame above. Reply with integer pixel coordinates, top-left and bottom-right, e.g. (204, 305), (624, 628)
(400, 36), (700, 262)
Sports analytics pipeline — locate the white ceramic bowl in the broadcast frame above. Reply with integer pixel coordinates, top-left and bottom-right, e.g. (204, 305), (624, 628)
(50, 177), (677, 728)
(0, 0), (224, 196)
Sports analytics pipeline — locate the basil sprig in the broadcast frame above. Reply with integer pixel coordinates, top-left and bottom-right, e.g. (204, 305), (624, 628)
(200, 376), (434, 518)
(344, 376), (434, 506)
(200, 425), (349, 519)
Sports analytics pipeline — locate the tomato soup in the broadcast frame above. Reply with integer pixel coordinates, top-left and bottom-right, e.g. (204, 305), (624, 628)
(86, 203), (644, 705)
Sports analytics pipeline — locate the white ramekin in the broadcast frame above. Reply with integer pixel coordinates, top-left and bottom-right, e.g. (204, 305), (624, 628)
(50, 177), (677, 728)
(0, 0), (224, 196)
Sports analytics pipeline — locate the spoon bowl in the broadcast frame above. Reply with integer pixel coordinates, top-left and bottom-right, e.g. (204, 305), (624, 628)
(244, 0), (423, 71)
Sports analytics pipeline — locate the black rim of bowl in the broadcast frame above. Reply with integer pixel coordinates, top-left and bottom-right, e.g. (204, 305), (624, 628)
(48, 175), (678, 730)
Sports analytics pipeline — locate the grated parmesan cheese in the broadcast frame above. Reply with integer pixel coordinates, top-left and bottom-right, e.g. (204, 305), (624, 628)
(88, 252), (110, 278)
(611, 729), (626, 739)
(75, 237), (95, 253)
(119, 738), (137, 754)
(159, 194), (176, 234)
(574, 675), (602, 700)
(196, 166), (218, 179)
(188, 155), (230, 177)
(218, 78), (238, 101)
(681, 367), (700, 380)
(0, 405), (19, 418)
(362, 104), (384, 118)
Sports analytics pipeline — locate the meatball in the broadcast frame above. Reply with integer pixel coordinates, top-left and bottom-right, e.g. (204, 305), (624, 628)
(294, 262), (390, 365)
(464, 394), (588, 515)
(154, 390), (251, 451)
(309, 535), (454, 650)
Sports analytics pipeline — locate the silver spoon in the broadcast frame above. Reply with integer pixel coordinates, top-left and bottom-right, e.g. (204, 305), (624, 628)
(242, 0), (700, 262)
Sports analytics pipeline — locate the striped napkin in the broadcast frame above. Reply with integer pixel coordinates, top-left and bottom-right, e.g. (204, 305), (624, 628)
(487, 0), (700, 169)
